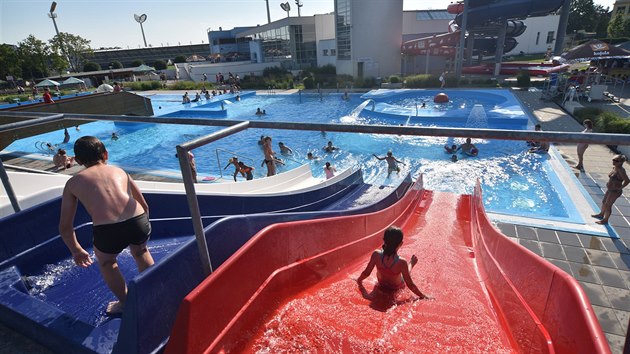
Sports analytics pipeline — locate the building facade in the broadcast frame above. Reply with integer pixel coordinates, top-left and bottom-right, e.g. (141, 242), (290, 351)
(334, 0), (404, 78)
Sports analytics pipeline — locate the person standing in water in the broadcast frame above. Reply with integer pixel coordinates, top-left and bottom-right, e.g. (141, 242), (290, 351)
(373, 151), (405, 177)
(59, 136), (154, 315)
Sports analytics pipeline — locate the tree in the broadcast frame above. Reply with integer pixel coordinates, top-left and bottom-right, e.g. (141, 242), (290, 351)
(569, 0), (610, 33)
(83, 62), (101, 72)
(0, 44), (21, 82)
(173, 55), (187, 63)
(154, 60), (167, 70)
(17, 35), (52, 80)
(110, 60), (123, 69)
(131, 59), (144, 67)
(50, 32), (92, 73)
(608, 13), (625, 38)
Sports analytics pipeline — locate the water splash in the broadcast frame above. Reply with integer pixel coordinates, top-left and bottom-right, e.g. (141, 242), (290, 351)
(465, 104), (488, 129)
(350, 99), (376, 117)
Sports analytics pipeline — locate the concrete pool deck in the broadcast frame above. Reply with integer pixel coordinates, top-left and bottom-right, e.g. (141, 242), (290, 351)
(0, 88), (629, 353)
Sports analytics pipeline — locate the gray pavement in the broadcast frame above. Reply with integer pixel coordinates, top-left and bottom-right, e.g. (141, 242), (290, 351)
(512, 89), (630, 353)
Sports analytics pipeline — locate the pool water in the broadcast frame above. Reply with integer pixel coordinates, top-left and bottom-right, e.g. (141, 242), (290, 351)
(4, 89), (577, 222)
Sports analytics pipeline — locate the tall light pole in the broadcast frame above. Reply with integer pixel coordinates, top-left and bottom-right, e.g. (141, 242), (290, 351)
(134, 14), (148, 48)
(265, 0), (271, 24)
(295, 0), (303, 17)
(48, 2), (74, 72)
(280, 2), (291, 18)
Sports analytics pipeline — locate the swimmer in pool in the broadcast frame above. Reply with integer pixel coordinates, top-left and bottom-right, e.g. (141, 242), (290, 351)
(373, 151), (405, 178)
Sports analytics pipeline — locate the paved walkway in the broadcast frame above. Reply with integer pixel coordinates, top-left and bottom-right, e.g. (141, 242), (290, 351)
(511, 89), (629, 353)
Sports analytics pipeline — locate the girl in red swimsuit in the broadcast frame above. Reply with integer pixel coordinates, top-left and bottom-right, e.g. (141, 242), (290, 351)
(357, 226), (429, 300)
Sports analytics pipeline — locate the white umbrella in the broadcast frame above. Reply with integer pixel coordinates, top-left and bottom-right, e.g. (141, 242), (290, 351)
(96, 84), (114, 93)
(62, 77), (85, 85)
(35, 79), (61, 87)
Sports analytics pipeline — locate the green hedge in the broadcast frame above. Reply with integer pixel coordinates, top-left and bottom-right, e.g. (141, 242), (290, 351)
(573, 107), (630, 134)
(405, 74), (441, 88)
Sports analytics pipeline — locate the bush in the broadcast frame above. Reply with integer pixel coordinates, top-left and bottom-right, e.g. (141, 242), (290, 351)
(111, 60), (123, 69)
(573, 107), (603, 123)
(573, 109), (630, 134)
(389, 75), (400, 84)
(83, 62), (101, 72)
(131, 59), (144, 67)
(263, 66), (289, 79)
(303, 76), (315, 89)
(173, 56), (187, 64)
(168, 81), (213, 90)
(516, 71), (531, 88)
(153, 60), (167, 70)
(404, 74), (440, 88)
(125, 81), (162, 91)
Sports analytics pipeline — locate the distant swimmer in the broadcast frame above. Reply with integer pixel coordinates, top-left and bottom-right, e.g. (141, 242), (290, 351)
(323, 141), (339, 153)
(444, 144), (459, 154)
(278, 142), (293, 155)
(460, 138), (478, 157)
(324, 161), (336, 179)
(111, 132), (119, 141)
(255, 107), (263, 115)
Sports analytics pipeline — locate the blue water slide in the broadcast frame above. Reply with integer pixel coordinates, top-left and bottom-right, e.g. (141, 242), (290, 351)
(0, 170), (412, 353)
(115, 174), (414, 354)
(456, 0), (566, 27)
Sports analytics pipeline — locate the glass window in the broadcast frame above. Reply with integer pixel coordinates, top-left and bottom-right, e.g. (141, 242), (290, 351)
(536, 32), (540, 45)
(323, 49), (329, 56)
(335, 0), (352, 60)
(546, 31), (555, 44)
(618, 6), (626, 14)
(330, 49), (336, 56)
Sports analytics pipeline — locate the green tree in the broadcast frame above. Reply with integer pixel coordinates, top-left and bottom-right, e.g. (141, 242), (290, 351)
(0, 44), (21, 82)
(622, 17), (630, 37)
(608, 13), (625, 37)
(110, 60), (123, 69)
(83, 61), (101, 72)
(131, 59), (144, 67)
(173, 55), (187, 63)
(50, 32), (92, 73)
(569, 0), (610, 33)
(17, 35), (51, 80)
(153, 60), (167, 70)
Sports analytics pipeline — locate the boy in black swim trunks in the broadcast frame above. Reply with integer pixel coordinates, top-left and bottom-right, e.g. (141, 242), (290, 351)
(59, 136), (154, 315)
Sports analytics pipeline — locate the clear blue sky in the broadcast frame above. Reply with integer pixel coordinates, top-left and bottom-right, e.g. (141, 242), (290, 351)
(0, 0), (616, 50)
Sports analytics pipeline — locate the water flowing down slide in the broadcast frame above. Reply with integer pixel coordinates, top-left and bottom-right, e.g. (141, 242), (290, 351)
(166, 181), (609, 353)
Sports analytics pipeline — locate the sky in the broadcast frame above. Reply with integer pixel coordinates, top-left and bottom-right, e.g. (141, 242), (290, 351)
(0, 0), (617, 50)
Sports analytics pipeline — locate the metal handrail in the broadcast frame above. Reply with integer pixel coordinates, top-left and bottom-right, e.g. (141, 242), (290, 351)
(2, 111), (630, 277)
(2, 112), (628, 145)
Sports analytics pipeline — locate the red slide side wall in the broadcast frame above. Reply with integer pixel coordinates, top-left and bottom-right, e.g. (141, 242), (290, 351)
(165, 180), (426, 354)
(471, 182), (610, 354)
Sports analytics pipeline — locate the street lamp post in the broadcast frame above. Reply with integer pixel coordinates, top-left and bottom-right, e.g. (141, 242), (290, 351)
(48, 1), (74, 72)
(134, 14), (148, 48)
(295, 0), (303, 17)
(265, 0), (271, 24)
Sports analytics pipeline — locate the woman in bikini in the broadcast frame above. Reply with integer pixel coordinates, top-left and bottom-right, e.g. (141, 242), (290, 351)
(357, 226), (429, 300)
(592, 155), (629, 225)
(262, 136), (276, 177)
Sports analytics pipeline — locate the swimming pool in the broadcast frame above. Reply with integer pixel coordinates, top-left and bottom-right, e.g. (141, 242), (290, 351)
(2, 89), (585, 224)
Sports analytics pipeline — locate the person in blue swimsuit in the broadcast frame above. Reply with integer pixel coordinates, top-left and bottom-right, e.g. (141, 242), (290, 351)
(357, 226), (429, 300)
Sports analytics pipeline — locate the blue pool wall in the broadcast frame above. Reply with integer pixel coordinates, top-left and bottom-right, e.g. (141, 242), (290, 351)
(115, 173), (413, 354)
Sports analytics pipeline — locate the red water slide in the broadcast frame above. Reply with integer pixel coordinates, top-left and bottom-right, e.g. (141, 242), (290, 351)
(166, 180), (609, 353)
